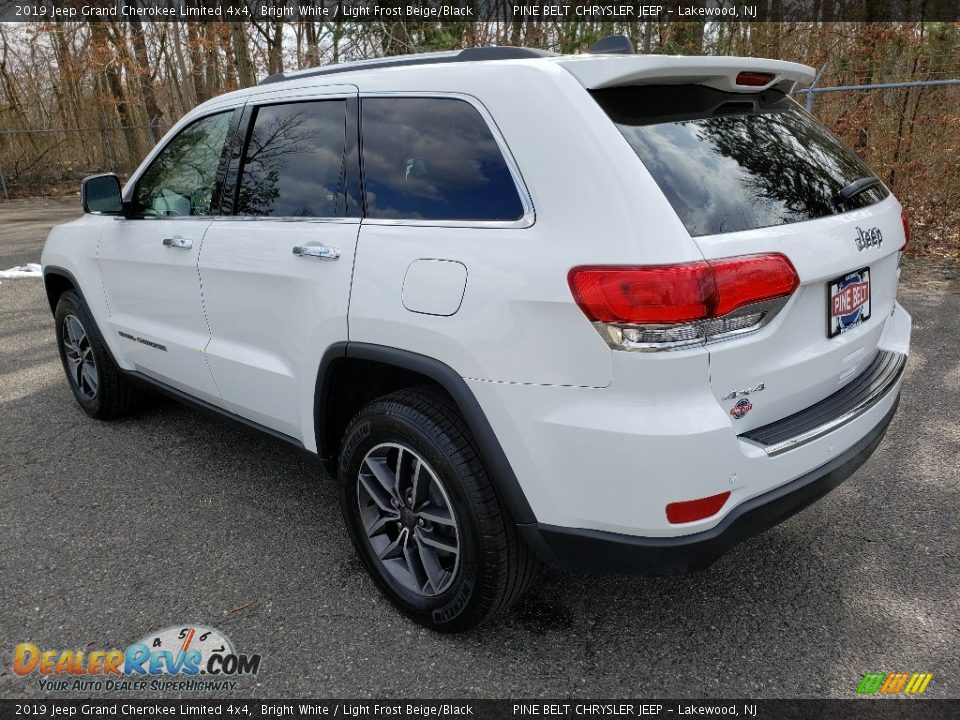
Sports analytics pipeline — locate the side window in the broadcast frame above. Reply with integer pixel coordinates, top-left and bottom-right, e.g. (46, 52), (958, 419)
(361, 97), (524, 222)
(235, 100), (347, 217)
(134, 111), (232, 217)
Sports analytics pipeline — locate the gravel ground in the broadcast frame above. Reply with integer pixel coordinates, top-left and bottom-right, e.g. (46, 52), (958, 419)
(1, 197), (958, 699)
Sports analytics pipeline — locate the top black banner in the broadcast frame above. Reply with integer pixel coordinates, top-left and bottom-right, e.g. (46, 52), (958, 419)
(1, 0), (958, 23)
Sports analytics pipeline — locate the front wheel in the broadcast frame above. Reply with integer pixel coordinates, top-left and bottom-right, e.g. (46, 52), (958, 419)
(54, 290), (142, 419)
(338, 388), (538, 632)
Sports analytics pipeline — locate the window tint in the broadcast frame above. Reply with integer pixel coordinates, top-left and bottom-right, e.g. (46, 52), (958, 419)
(135, 111), (232, 217)
(361, 97), (524, 222)
(592, 86), (888, 237)
(236, 100), (346, 217)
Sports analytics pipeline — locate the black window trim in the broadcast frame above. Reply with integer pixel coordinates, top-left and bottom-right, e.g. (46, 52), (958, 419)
(124, 107), (241, 221)
(218, 94), (360, 223)
(215, 102), (253, 218)
(358, 91), (536, 229)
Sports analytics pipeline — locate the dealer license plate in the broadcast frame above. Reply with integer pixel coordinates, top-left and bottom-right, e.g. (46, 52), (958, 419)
(828, 267), (871, 338)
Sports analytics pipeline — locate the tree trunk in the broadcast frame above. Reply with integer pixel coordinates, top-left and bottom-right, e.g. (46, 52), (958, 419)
(90, 22), (139, 167)
(186, 22), (207, 104)
(171, 22), (197, 108)
(269, 21), (285, 74)
(231, 24), (255, 87)
(129, 18), (162, 144)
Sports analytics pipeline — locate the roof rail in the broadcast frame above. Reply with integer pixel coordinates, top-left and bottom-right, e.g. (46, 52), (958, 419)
(258, 46), (557, 85)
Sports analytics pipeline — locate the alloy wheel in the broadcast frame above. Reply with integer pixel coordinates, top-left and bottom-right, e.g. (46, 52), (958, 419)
(357, 442), (460, 597)
(62, 314), (98, 400)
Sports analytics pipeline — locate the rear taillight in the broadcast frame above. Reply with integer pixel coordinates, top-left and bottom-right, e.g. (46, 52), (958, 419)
(735, 71), (775, 87)
(900, 209), (911, 251)
(666, 491), (731, 524)
(568, 253), (799, 352)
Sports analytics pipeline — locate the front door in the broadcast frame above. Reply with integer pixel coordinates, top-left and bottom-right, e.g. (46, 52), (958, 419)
(98, 109), (236, 402)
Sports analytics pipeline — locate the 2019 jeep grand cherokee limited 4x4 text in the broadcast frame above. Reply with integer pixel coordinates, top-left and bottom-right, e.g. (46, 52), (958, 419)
(42, 43), (911, 631)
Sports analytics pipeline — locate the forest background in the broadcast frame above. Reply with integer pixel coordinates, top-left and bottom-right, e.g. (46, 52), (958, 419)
(1, 17), (957, 256)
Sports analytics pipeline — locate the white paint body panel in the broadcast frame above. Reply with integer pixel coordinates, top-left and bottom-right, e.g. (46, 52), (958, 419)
(468, 303), (909, 536)
(41, 51), (911, 543)
(694, 195), (905, 432)
(198, 218), (360, 444)
(98, 217), (221, 401)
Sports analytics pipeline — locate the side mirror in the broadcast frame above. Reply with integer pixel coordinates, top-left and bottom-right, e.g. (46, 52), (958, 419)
(81, 173), (123, 214)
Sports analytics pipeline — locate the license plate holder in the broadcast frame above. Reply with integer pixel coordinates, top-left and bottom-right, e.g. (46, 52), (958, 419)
(828, 267), (871, 338)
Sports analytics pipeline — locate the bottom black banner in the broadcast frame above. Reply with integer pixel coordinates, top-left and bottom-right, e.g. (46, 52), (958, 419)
(1, 700), (958, 720)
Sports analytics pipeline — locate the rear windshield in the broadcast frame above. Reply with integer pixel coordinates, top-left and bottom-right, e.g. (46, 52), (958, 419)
(591, 85), (888, 237)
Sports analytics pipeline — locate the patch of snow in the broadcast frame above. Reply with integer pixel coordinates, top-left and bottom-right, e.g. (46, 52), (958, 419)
(0, 263), (42, 279)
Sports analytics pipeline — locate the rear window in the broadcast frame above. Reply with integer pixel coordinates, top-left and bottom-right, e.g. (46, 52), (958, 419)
(360, 97), (524, 222)
(592, 85), (888, 237)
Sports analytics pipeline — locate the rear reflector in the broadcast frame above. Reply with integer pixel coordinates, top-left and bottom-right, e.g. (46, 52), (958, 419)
(666, 491), (731, 524)
(901, 209), (911, 251)
(568, 254), (799, 326)
(736, 71), (776, 87)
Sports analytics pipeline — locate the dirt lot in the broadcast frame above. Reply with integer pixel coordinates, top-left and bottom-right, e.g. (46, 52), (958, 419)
(1, 197), (958, 699)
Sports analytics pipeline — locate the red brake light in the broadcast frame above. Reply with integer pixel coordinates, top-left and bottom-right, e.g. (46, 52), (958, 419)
(735, 71), (775, 87)
(568, 254), (798, 326)
(709, 254), (801, 317)
(901, 209), (911, 251)
(666, 491), (731, 524)
(567, 262), (714, 325)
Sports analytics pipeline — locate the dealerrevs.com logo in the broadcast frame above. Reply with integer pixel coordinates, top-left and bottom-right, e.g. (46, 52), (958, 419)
(14, 625), (261, 692)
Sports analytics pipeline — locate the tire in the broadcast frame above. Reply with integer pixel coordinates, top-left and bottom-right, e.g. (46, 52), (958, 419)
(54, 290), (142, 420)
(338, 387), (538, 632)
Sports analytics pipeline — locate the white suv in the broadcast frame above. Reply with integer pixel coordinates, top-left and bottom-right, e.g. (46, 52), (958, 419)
(42, 41), (911, 631)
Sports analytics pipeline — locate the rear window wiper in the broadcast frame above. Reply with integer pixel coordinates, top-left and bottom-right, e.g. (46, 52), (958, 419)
(834, 176), (881, 205)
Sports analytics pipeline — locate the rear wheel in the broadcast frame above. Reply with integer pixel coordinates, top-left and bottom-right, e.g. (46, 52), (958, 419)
(54, 290), (142, 419)
(338, 388), (538, 632)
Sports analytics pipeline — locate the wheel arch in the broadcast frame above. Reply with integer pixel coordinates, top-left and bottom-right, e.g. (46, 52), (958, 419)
(315, 342), (536, 525)
(44, 265), (126, 371)
(42, 266), (81, 315)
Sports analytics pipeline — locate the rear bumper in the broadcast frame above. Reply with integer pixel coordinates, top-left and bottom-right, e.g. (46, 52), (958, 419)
(518, 395), (898, 575)
(741, 349), (906, 456)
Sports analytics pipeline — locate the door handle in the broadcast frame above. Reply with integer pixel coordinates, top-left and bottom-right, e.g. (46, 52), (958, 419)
(162, 236), (193, 250)
(293, 245), (340, 261)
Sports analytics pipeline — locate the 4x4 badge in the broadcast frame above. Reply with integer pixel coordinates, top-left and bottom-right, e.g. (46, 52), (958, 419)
(723, 383), (765, 401)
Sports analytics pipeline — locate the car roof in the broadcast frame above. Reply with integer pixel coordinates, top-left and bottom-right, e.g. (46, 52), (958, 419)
(255, 47), (815, 95)
(258, 46), (558, 85)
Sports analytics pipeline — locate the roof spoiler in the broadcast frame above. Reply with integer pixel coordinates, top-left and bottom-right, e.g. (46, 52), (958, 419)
(557, 55), (816, 94)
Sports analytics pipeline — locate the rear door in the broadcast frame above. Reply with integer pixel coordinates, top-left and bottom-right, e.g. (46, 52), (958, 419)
(198, 87), (360, 439)
(592, 84), (906, 430)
